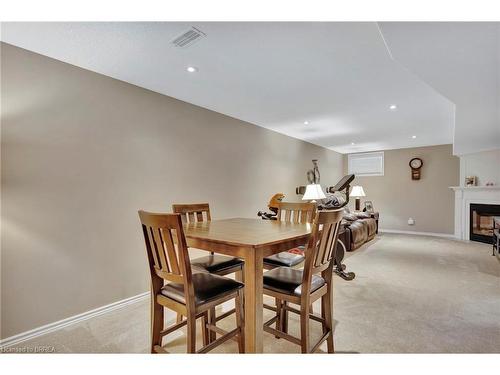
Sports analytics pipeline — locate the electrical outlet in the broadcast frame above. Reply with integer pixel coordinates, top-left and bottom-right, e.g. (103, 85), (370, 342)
(408, 218), (415, 225)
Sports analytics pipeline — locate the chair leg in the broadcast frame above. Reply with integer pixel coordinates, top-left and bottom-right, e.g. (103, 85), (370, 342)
(186, 313), (197, 353)
(151, 298), (164, 353)
(320, 296), (327, 335)
(150, 278), (164, 353)
(201, 312), (209, 347)
(322, 288), (335, 353)
(275, 298), (282, 338)
(300, 303), (310, 353)
(281, 301), (289, 334)
(235, 268), (244, 283)
(235, 268), (244, 309)
(235, 289), (245, 353)
(208, 307), (217, 343)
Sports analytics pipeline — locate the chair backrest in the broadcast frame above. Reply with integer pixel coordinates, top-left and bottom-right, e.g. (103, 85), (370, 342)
(277, 201), (316, 224)
(138, 210), (193, 288)
(302, 209), (344, 288)
(172, 203), (211, 224)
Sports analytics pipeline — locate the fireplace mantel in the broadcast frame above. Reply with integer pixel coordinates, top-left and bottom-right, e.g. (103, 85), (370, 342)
(450, 186), (500, 191)
(450, 186), (500, 240)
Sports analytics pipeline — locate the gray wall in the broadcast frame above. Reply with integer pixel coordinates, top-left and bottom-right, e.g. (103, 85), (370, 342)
(0, 43), (343, 338)
(344, 144), (459, 234)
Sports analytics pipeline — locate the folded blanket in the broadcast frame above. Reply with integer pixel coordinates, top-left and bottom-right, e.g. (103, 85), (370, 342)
(288, 245), (306, 256)
(317, 192), (347, 210)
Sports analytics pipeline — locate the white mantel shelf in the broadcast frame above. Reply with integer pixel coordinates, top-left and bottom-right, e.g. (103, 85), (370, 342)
(449, 186), (500, 191)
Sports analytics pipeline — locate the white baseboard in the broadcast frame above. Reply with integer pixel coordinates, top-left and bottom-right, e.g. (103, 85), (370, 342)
(379, 229), (456, 239)
(0, 291), (149, 349)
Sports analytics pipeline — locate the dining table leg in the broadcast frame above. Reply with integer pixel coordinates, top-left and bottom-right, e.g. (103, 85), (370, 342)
(243, 248), (264, 353)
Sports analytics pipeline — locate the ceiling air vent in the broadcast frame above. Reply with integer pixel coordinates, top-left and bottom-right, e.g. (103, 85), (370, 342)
(171, 27), (206, 48)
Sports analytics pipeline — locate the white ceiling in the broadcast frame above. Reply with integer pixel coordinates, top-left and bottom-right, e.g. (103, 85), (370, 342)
(2, 22), (494, 154)
(378, 22), (500, 155)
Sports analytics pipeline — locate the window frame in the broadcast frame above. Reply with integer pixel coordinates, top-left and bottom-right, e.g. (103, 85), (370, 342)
(347, 151), (385, 177)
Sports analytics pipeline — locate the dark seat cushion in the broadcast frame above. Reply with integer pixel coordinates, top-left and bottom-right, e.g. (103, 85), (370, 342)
(264, 251), (305, 267)
(161, 273), (243, 306)
(190, 254), (244, 274)
(263, 267), (325, 296)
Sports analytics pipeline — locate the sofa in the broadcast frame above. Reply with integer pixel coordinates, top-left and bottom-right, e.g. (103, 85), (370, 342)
(339, 209), (379, 252)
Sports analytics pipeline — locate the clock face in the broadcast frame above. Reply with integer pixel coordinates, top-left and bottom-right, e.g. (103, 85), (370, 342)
(410, 158), (423, 169)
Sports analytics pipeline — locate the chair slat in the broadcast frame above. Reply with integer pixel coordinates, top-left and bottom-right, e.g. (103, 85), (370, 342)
(321, 224), (335, 265)
(277, 202), (316, 226)
(147, 226), (162, 271)
(315, 225), (330, 267)
(162, 228), (181, 275)
(325, 222), (340, 263)
(152, 227), (170, 272)
(172, 203), (211, 224)
(300, 210), (307, 223)
(142, 225), (160, 270)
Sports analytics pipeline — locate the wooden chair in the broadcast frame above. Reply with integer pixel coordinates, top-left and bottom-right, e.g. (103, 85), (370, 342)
(262, 209), (344, 353)
(262, 202), (316, 336)
(138, 210), (245, 353)
(263, 202), (316, 270)
(172, 203), (244, 275)
(172, 203), (244, 340)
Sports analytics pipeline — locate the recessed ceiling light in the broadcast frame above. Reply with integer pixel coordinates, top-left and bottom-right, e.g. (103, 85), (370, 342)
(303, 121), (309, 125)
(186, 66), (198, 73)
(351, 142), (356, 145)
(389, 104), (397, 110)
(412, 135), (417, 139)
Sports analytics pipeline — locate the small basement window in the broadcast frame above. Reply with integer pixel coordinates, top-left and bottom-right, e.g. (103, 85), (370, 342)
(348, 151), (384, 176)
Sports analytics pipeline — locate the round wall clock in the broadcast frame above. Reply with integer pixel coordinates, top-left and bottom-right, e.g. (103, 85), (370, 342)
(409, 158), (423, 180)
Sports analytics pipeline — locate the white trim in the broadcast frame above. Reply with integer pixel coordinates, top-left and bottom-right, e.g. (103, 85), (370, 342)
(0, 291), (149, 349)
(379, 229), (456, 239)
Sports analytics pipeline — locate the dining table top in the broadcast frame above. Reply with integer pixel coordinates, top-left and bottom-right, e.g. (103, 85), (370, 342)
(183, 217), (312, 249)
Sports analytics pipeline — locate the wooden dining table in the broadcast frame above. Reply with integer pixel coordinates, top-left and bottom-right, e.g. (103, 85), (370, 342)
(183, 217), (312, 353)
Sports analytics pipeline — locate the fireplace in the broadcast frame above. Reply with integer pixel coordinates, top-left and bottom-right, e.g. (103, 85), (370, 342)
(451, 186), (500, 241)
(469, 203), (500, 243)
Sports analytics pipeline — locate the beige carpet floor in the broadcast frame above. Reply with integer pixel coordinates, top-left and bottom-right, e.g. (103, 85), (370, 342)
(7, 234), (500, 353)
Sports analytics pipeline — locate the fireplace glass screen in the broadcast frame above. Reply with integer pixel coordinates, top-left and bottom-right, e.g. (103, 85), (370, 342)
(470, 203), (500, 243)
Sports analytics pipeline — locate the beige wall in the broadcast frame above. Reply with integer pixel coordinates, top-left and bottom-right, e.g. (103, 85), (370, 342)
(344, 144), (459, 234)
(0, 43), (344, 339)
